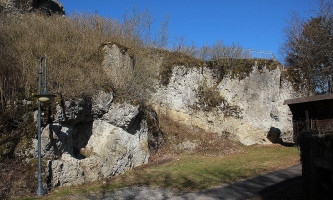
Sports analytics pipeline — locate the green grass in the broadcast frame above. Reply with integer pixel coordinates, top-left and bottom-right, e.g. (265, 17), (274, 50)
(26, 144), (299, 199)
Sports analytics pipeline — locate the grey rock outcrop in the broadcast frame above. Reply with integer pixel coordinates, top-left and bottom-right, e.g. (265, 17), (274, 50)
(48, 119), (149, 187)
(102, 102), (140, 131)
(53, 99), (92, 124)
(151, 64), (300, 145)
(0, 0), (65, 15)
(92, 91), (114, 117)
(25, 43), (300, 188)
(29, 91), (151, 187)
(38, 123), (73, 159)
(102, 43), (134, 91)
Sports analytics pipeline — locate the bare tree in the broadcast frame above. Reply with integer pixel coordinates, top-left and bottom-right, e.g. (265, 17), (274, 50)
(122, 6), (169, 48)
(281, 0), (333, 94)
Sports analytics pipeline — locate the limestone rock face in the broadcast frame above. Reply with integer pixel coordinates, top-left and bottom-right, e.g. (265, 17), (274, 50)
(53, 99), (92, 125)
(151, 64), (300, 145)
(0, 0), (65, 15)
(48, 119), (149, 187)
(28, 91), (150, 187)
(102, 102), (140, 131)
(102, 43), (134, 91)
(152, 67), (206, 112)
(91, 91), (114, 117)
(38, 123), (74, 159)
(48, 154), (85, 187)
(218, 67), (293, 135)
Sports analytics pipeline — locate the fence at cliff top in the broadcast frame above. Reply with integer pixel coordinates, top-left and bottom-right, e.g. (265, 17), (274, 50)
(245, 49), (277, 61)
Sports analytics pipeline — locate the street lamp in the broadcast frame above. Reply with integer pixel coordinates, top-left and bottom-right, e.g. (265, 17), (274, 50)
(33, 56), (56, 196)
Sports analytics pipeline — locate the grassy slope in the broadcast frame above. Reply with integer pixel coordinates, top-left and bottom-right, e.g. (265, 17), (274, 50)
(24, 144), (299, 199)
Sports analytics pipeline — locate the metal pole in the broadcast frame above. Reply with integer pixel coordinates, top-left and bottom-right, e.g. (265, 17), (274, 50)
(43, 57), (48, 93)
(36, 56), (46, 196)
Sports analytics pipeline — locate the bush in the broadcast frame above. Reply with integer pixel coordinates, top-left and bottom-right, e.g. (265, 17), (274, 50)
(0, 102), (36, 160)
(196, 84), (225, 111)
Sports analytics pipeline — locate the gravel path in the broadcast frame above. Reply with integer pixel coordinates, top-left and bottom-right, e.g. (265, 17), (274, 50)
(64, 186), (178, 200)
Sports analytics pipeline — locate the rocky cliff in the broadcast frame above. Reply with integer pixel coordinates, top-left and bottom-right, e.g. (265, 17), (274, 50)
(18, 91), (158, 187)
(151, 64), (298, 145)
(101, 43), (300, 145)
(16, 44), (300, 188)
(0, 1), (303, 193)
(0, 0), (64, 15)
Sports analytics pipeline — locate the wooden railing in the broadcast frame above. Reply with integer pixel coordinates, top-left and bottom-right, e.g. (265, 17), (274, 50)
(293, 119), (333, 135)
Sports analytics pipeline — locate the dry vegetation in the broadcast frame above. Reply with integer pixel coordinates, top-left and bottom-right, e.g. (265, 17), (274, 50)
(0, 159), (38, 199)
(0, 10), (282, 111)
(0, 11), (168, 198)
(0, 8), (292, 199)
(1, 14), (108, 101)
(0, 11), (167, 106)
(197, 84), (225, 110)
(151, 115), (242, 158)
(0, 9), (168, 153)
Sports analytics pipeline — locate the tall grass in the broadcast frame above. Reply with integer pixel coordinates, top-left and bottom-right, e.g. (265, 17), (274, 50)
(0, 10), (169, 112)
(0, 14), (108, 105)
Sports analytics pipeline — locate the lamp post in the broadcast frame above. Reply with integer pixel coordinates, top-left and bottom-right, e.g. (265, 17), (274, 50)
(33, 56), (56, 196)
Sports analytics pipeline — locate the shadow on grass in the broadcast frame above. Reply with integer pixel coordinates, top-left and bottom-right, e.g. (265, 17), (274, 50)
(278, 142), (295, 147)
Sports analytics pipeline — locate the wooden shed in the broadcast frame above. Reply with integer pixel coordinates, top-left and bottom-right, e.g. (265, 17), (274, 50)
(284, 94), (333, 199)
(284, 94), (333, 139)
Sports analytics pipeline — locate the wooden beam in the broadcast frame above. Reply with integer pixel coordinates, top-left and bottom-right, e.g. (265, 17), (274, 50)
(284, 94), (333, 105)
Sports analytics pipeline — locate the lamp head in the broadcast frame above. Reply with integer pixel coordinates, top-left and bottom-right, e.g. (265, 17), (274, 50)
(33, 90), (56, 103)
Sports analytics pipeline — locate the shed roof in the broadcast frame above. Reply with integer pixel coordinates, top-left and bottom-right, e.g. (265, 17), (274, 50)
(284, 94), (333, 105)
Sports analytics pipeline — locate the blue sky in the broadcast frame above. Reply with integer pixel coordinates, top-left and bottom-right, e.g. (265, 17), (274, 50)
(60, 0), (316, 62)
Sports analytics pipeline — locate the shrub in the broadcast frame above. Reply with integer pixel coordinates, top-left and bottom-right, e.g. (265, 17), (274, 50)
(196, 84), (225, 111)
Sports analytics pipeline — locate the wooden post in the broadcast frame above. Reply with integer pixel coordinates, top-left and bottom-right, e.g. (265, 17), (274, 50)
(305, 110), (310, 131)
(331, 171), (333, 198)
(294, 121), (299, 143)
(310, 119), (312, 130)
